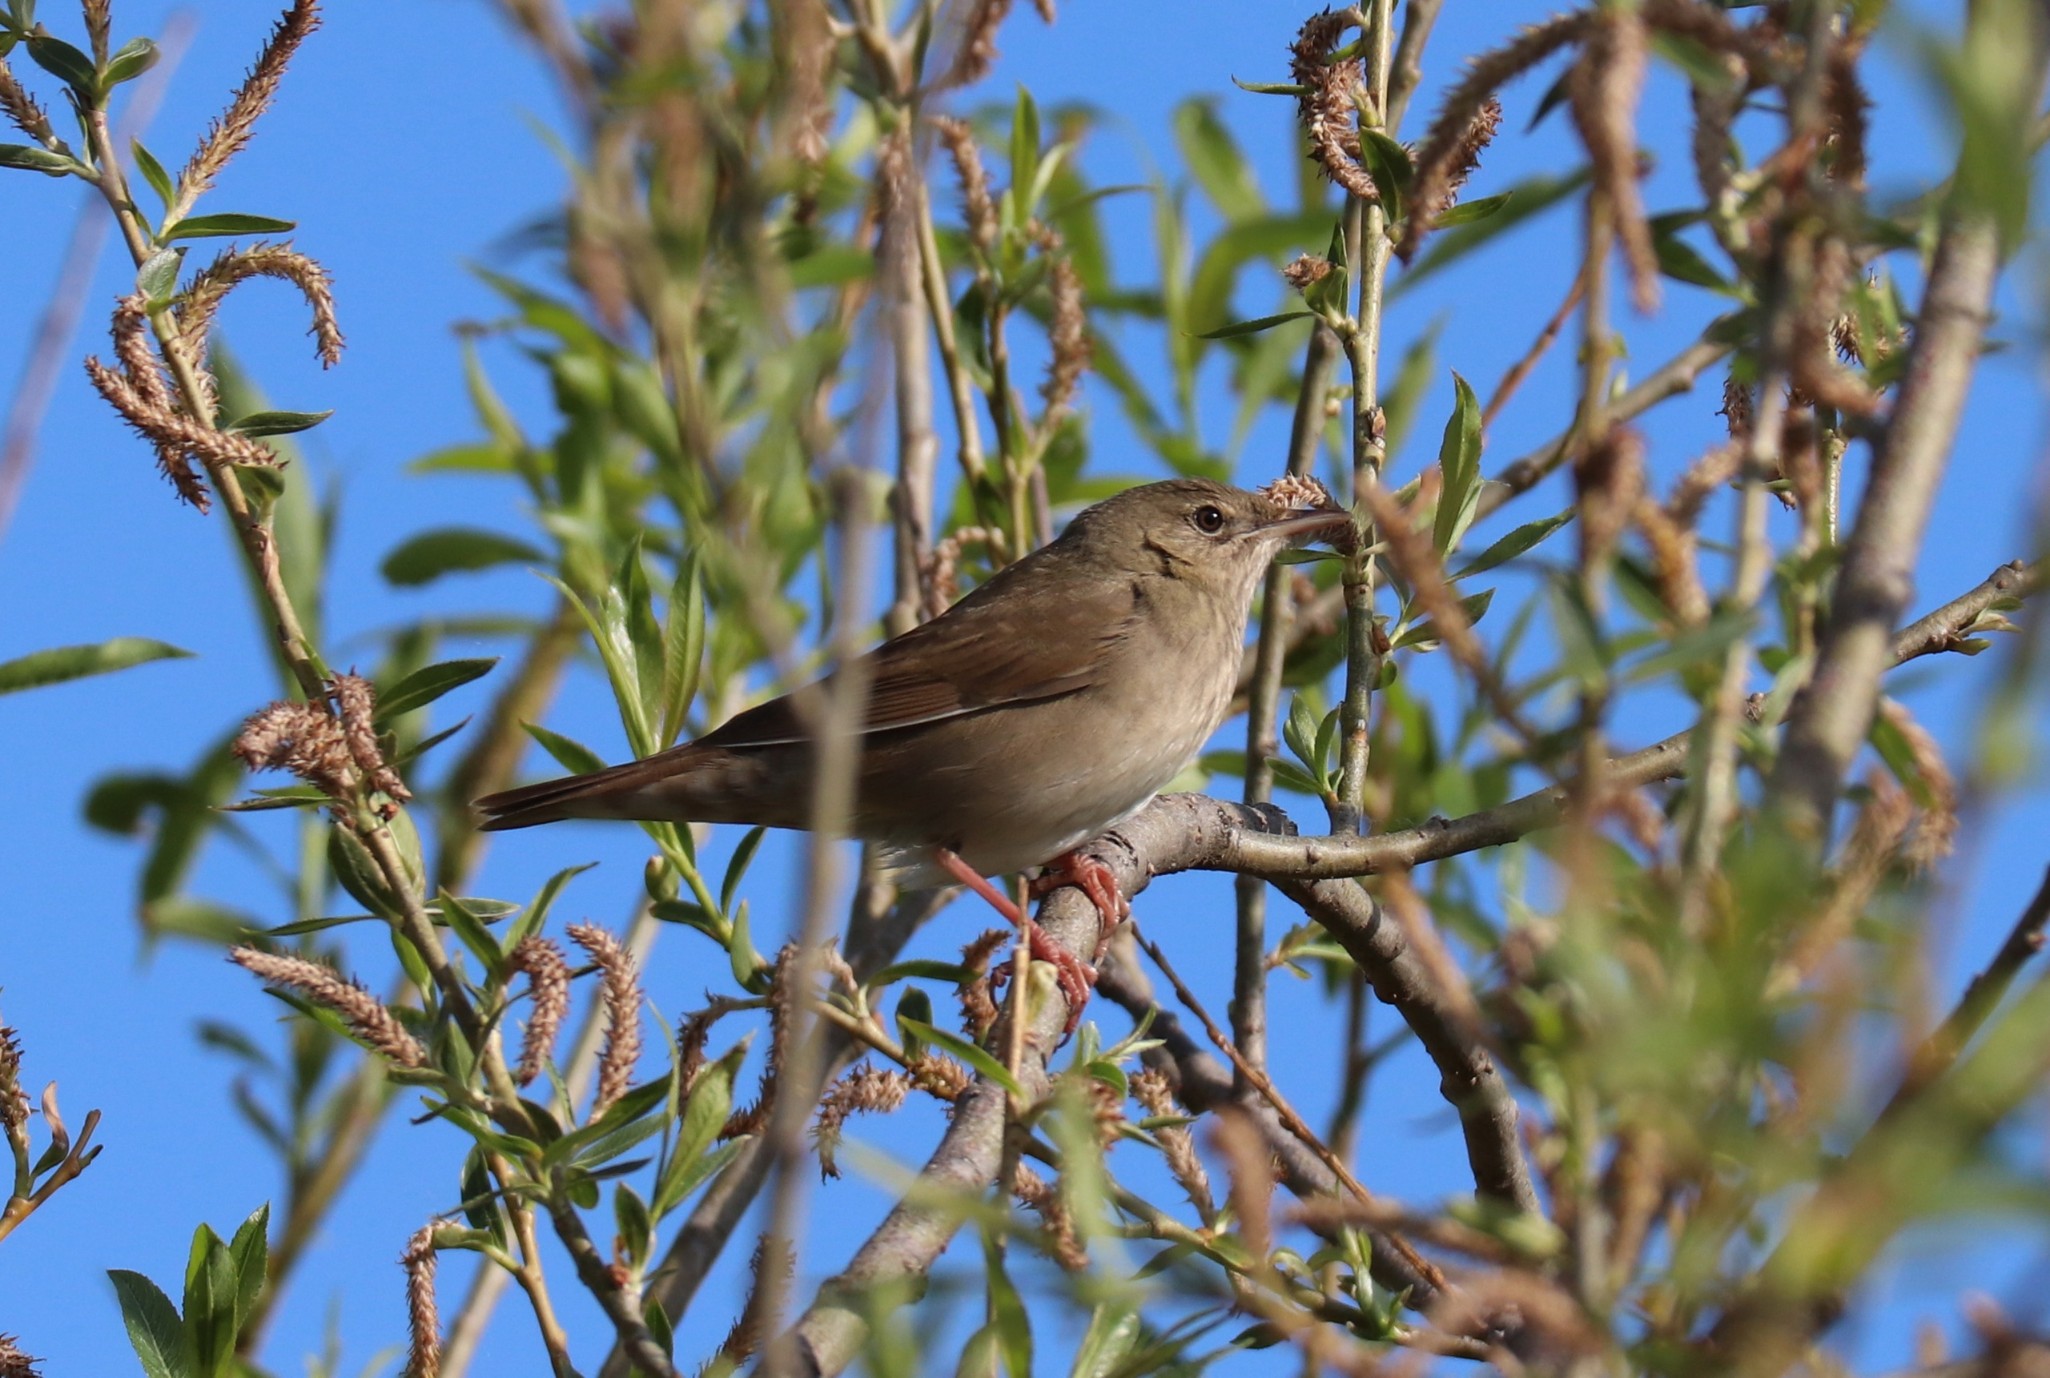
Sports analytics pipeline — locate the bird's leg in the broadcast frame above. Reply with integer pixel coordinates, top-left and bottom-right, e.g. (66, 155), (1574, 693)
(932, 848), (1094, 1029)
(1029, 849), (1130, 956)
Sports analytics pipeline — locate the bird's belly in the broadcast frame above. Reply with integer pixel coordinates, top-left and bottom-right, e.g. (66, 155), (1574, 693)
(856, 651), (1234, 880)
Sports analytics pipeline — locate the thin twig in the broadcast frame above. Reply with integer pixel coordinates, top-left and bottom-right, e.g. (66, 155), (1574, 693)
(1236, 324), (1341, 1082)
(0, 14), (193, 542)
(1133, 927), (1449, 1290)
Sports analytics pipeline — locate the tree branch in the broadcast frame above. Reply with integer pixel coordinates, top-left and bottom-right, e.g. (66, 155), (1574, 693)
(1769, 207), (2009, 832)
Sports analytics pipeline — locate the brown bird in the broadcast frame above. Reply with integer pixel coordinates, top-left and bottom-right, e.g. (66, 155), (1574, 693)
(477, 477), (1349, 1014)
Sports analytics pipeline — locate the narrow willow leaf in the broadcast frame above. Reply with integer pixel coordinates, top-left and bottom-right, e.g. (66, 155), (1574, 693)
(898, 1018), (1022, 1096)
(380, 527), (542, 586)
(0, 142), (75, 174)
(373, 657), (498, 722)
(131, 138), (174, 208)
(0, 637), (192, 695)
(1432, 372), (1484, 554)
(1194, 310), (1314, 340)
(522, 721), (607, 776)
(161, 212), (297, 241)
(224, 409), (334, 438)
(1454, 509), (1574, 579)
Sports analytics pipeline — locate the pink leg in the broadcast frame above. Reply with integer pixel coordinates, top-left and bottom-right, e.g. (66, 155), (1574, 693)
(933, 848), (1094, 1030)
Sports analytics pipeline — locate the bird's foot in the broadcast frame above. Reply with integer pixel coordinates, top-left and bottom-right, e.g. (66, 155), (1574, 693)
(1030, 850), (1130, 956)
(989, 921), (1097, 1031)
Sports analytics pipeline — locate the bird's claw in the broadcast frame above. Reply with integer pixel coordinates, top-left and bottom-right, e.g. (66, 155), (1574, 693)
(991, 919), (1097, 1033)
(1030, 850), (1130, 957)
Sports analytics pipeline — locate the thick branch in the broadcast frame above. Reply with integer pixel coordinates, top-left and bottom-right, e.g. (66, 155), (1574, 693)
(1275, 877), (1538, 1213)
(1769, 210), (2005, 831)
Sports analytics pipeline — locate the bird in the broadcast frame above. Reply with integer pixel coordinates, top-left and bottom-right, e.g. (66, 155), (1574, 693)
(477, 476), (1351, 1018)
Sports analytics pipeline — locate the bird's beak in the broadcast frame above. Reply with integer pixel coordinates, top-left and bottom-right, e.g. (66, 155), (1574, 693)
(1255, 506), (1354, 546)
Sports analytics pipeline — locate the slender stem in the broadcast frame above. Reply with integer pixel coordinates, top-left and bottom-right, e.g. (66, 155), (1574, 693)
(502, 1180), (577, 1376)
(442, 899), (661, 1378)
(1332, 0), (1396, 836)
(914, 177), (988, 484)
(755, 473), (877, 1369)
(84, 107), (331, 701)
(1235, 325), (1340, 1080)
(1678, 377), (1786, 924)
(886, 139), (938, 636)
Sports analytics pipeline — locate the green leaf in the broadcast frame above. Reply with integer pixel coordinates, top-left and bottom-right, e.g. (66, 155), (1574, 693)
(25, 32), (96, 102)
(1432, 372), (1483, 555)
(614, 538), (665, 743)
(1392, 588), (1495, 650)
(1070, 1303), (1142, 1378)
(104, 35), (159, 85)
(374, 657), (498, 722)
(131, 139), (174, 208)
(183, 1223), (238, 1377)
(0, 142), (75, 175)
(866, 959), (978, 989)
(654, 1044), (744, 1218)
(614, 1183), (653, 1267)
(108, 1269), (187, 1378)
(1173, 98), (1262, 217)
(1394, 169), (1589, 298)
(1230, 77), (1309, 96)
(658, 557), (705, 749)
(229, 462), (285, 509)
(787, 241), (873, 289)
(161, 213), (297, 242)
(505, 861), (598, 950)
(1282, 694), (1319, 773)
(439, 892), (504, 970)
(719, 825), (766, 915)
(522, 721), (607, 776)
(227, 1204), (269, 1344)
(1358, 129), (1412, 220)
(1194, 310), (1314, 340)
(1430, 190), (1513, 228)
(1266, 757), (1326, 800)
(224, 409), (334, 438)
(1619, 608), (1755, 685)
(1454, 508), (1574, 579)
(1652, 31), (1744, 93)
(0, 637), (192, 695)
(980, 1229), (1035, 1378)
(897, 1018), (1021, 1097)
(135, 245), (182, 304)
(1008, 84), (1043, 226)
(144, 898), (258, 944)
(1652, 220), (1733, 292)
(380, 527), (542, 587)
(407, 441), (515, 475)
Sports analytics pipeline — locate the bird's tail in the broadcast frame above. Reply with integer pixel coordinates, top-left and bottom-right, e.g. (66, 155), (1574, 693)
(474, 758), (665, 831)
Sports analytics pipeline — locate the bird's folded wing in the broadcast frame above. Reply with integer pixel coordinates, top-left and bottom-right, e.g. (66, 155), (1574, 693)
(696, 567), (1138, 750)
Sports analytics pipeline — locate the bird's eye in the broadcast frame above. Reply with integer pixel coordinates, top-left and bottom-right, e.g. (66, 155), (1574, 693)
(1191, 505), (1227, 534)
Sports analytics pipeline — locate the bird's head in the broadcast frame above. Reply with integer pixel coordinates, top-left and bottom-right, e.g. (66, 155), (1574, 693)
(1065, 477), (1354, 609)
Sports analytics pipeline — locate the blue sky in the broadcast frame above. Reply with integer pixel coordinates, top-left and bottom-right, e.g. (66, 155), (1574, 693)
(2, 2), (2047, 1373)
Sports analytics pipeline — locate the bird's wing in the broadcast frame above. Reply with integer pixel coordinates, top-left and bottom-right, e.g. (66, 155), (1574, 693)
(697, 563), (1141, 750)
